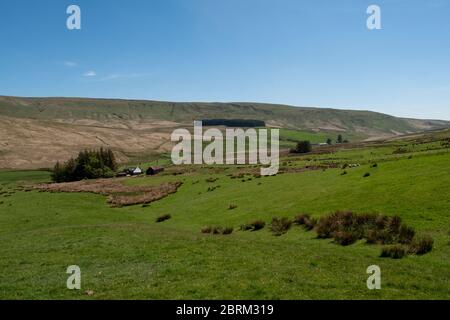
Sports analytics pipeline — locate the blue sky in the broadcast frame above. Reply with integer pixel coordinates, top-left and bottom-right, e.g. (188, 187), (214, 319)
(1, 0), (449, 120)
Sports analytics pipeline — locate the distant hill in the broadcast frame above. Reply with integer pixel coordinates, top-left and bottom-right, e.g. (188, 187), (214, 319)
(0, 95), (449, 168)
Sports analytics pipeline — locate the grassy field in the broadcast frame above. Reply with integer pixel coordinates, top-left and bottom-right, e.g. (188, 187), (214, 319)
(0, 132), (449, 299)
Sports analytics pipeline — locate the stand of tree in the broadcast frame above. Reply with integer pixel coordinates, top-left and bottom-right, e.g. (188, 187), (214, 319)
(326, 135), (349, 145)
(51, 148), (117, 183)
(337, 134), (349, 144)
(290, 141), (312, 154)
(201, 119), (265, 127)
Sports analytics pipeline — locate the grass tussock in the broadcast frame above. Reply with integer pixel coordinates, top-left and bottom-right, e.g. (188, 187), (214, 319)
(207, 185), (220, 192)
(240, 220), (266, 232)
(293, 214), (317, 231)
(201, 226), (212, 234)
(408, 236), (434, 255)
(156, 214), (171, 223)
(222, 227), (234, 235)
(202, 226), (233, 235)
(312, 211), (433, 258)
(270, 217), (292, 236)
(230, 173), (246, 179)
(333, 231), (358, 246)
(381, 245), (407, 259)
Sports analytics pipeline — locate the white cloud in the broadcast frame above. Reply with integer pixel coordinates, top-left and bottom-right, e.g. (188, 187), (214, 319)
(83, 70), (97, 77)
(64, 61), (77, 67)
(100, 73), (151, 81)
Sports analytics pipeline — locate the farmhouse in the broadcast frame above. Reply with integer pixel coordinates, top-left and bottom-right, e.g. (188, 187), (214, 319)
(123, 167), (143, 176)
(146, 166), (164, 176)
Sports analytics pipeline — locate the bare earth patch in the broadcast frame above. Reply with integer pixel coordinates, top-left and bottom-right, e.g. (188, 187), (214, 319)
(36, 178), (182, 207)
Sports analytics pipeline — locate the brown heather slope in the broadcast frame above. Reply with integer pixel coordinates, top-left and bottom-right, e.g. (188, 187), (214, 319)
(0, 116), (176, 168)
(0, 95), (449, 169)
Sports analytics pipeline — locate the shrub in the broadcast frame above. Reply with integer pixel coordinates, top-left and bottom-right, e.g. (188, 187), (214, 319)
(156, 214), (171, 223)
(341, 171), (347, 175)
(270, 217), (292, 236)
(371, 163), (378, 168)
(363, 172), (371, 178)
(408, 236), (433, 255)
(380, 245), (407, 259)
(228, 204), (237, 210)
